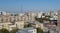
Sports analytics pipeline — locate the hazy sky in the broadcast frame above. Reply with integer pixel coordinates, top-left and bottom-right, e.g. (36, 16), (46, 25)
(0, 0), (60, 13)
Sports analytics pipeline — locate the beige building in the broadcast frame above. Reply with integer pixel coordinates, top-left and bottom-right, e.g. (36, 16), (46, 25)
(9, 25), (16, 31)
(25, 11), (37, 22)
(22, 15), (29, 22)
(10, 16), (15, 22)
(15, 21), (24, 29)
(50, 11), (54, 17)
(0, 15), (11, 22)
(0, 22), (12, 30)
(8, 21), (24, 31)
(0, 21), (24, 31)
(6, 16), (11, 22)
(0, 11), (38, 23)
(32, 21), (44, 30)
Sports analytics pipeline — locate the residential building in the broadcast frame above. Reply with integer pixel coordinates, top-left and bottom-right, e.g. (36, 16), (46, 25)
(25, 11), (37, 21)
(50, 11), (54, 17)
(29, 21), (44, 30)
(0, 11), (7, 15)
(45, 12), (50, 16)
(9, 25), (16, 31)
(15, 21), (24, 29)
(0, 22), (12, 30)
(36, 12), (43, 18)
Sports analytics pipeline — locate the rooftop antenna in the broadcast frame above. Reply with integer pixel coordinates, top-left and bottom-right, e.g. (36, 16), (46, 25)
(20, 0), (23, 13)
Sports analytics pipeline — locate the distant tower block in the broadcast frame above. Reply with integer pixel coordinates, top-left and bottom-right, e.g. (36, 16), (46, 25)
(50, 11), (54, 17)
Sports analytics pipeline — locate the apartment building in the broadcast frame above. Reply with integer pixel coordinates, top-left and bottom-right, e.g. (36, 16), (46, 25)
(15, 21), (24, 29)
(25, 11), (37, 22)
(0, 21), (24, 31)
(50, 11), (55, 17)
(0, 11), (38, 23)
(32, 21), (44, 30)
(9, 25), (16, 31)
(28, 21), (44, 30)
(0, 22), (12, 30)
(36, 12), (43, 18)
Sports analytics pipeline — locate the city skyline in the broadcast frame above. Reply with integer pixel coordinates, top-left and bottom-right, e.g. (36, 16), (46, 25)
(0, 0), (60, 13)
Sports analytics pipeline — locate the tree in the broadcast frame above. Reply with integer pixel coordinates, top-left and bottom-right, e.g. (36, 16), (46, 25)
(35, 15), (51, 23)
(35, 17), (43, 23)
(0, 28), (9, 33)
(24, 23), (32, 28)
(24, 23), (29, 28)
(27, 23), (32, 27)
(9, 28), (18, 33)
(37, 28), (44, 33)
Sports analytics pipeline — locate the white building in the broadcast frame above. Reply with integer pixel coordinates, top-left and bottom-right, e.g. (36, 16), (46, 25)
(50, 15), (57, 20)
(36, 12), (43, 18)
(15, 21), (24, 29)
(0, 11), (7, 15)
(45, 12), (50, 16)
(19, 13), (24, 16)
(16, 27), (37, 33)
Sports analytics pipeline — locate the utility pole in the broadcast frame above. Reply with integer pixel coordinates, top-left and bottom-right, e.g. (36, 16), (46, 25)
(20, 0), (23, 13)
(21, 4), (23, 13)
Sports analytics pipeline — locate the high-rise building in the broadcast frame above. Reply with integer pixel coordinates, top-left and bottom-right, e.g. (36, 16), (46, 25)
(26, 11), (37, 21)
(36, 12), (43, 18)
(50, 11), (54, 17)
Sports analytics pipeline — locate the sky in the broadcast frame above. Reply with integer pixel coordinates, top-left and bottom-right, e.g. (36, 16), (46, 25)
(0, 0), (60, 13)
